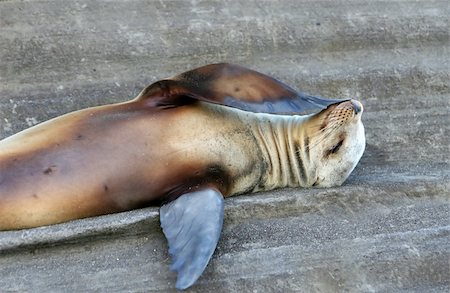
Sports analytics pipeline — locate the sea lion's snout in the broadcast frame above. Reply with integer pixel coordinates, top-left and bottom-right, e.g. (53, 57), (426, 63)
(321, 99), (363, 128)
(350, 99), (363, 114)
(333, 99), (363, 117)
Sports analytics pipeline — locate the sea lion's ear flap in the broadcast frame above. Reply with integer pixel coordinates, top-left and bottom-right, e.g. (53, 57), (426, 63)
(137, 63), (349, 114)
(160, 188), (224, 290)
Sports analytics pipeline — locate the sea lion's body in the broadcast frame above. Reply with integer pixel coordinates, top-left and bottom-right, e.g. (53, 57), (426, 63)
(0, 100), (314, 229)
(0, 102), (238, 228)
(0, 63), (365, 289)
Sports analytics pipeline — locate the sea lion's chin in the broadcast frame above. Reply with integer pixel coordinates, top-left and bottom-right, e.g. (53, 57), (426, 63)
(310, 100), (366, 188)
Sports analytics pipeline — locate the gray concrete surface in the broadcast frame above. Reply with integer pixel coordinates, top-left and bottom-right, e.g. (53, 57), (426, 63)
(0, 0), (449, 292)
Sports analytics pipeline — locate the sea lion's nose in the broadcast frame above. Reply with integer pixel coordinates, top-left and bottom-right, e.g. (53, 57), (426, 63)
(350, 99), (363, 114)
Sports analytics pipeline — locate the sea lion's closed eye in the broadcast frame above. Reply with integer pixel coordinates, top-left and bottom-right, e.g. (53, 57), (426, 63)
(328, 139), (345, 155)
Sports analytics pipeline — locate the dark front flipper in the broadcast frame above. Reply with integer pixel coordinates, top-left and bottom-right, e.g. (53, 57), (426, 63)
(160, 188), (224, 290)
(137, 63), (348, 114)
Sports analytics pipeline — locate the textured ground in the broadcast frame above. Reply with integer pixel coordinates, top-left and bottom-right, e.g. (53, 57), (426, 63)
(0, 0), (449, 292)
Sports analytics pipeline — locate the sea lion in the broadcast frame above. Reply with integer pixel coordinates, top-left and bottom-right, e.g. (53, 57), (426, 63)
(0, 63), (365, 289)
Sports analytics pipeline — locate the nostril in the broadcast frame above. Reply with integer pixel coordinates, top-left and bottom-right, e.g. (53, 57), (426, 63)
(350, 99), (363, 114)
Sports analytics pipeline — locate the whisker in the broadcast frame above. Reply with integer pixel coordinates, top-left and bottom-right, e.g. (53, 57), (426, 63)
(306, 122), (340, 150)
(300, 109), (354, 153)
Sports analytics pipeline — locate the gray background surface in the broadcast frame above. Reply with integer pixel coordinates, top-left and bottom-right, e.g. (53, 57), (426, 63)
(0, 0), (449, 292)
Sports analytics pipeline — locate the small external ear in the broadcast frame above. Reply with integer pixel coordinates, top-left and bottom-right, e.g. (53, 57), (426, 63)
(136, 63), (348, 114)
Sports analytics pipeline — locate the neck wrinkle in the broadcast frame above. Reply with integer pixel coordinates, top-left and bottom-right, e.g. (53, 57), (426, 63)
(252, 114), (309, 191)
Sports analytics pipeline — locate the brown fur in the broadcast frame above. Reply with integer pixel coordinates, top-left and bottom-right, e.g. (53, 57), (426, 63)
(0, 100), (265, 229)
(0, 64), (364, 231)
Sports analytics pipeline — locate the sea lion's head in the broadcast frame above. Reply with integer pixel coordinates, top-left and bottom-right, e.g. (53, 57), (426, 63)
(305, 99), (365, 187)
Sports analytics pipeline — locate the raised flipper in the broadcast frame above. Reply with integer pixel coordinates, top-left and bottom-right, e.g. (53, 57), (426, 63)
(137, 63), (348, 114)
(160, 188), (224, 290)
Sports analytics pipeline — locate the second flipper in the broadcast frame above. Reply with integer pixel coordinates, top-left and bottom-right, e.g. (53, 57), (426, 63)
(160, 188), (225, 290)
